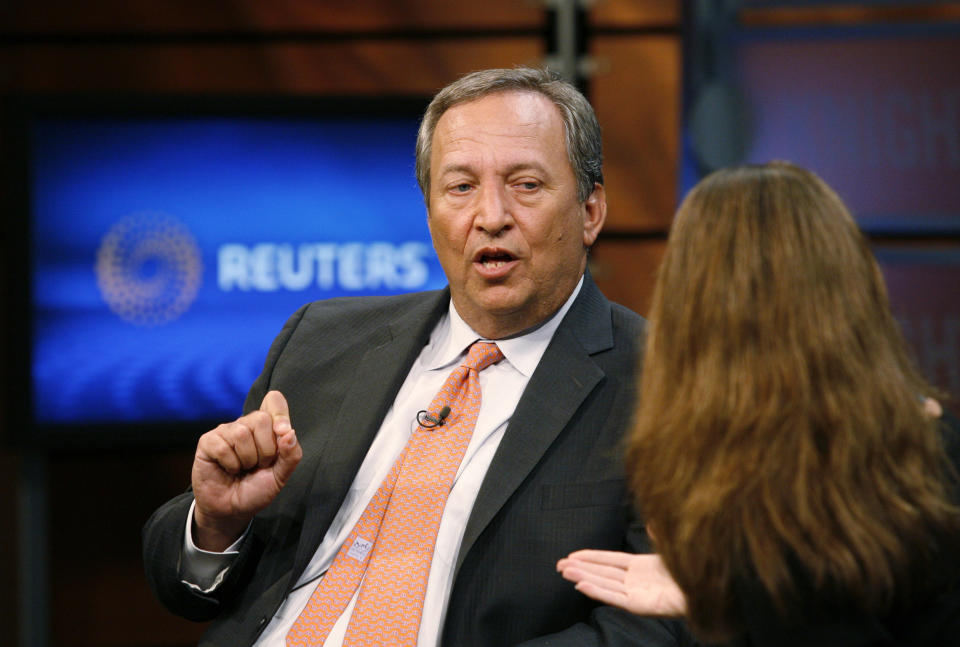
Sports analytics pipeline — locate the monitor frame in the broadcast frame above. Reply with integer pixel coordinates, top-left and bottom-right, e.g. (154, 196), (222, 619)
(1, 92), (433, 448)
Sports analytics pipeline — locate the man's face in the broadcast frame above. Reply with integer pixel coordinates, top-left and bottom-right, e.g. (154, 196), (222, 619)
(427, 91), (606, 339)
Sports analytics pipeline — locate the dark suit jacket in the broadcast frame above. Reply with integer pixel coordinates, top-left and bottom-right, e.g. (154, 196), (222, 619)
(143, 277), (692, 646)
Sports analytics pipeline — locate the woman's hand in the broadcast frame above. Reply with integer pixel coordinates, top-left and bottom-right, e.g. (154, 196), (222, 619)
(557, 550), (687, 617)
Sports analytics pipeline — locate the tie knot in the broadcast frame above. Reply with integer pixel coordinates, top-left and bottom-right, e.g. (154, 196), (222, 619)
(463, 342), (503, 373)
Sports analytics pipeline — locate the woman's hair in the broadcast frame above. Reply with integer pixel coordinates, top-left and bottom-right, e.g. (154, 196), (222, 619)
(627, 161), (959, 641)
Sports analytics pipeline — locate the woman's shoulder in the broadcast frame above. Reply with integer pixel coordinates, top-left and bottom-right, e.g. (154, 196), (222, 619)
(939, 407), (960, 462)
(934, 406), (960, 499)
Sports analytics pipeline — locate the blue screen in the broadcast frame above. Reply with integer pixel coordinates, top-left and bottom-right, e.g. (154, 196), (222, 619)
(30, 115), (445, 426)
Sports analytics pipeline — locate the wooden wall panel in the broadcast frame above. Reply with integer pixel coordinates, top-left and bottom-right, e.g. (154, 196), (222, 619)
(740, 3), (960, 28)
(1, 39), (543, 94)
(590, 0), (682, 27)
(591, 35), (681, 232)
(590, 238), (667, 317)
(0, 0), (544, 33)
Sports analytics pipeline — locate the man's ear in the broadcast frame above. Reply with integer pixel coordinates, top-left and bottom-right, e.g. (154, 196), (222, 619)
(582, 183), (607, 247)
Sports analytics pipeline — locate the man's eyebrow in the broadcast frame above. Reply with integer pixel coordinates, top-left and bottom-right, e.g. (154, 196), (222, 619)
(438, 163), (475, 177)
(438, 161), (551, 177)
(503, 161), (549, 177)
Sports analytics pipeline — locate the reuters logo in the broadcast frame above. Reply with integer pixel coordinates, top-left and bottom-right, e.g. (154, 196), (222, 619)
(95, 212), (203, 325)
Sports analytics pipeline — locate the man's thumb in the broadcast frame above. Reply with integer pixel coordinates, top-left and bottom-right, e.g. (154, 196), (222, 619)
(273, 428), (302, 487)
(260, 390), (291, 429)
(261, 390), (299, 485)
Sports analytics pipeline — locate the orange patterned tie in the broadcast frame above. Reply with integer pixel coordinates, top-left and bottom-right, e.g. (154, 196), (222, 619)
(287, 341), (504, 647)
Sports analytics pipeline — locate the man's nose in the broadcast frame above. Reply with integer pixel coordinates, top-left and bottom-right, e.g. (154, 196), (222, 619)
(474, 184), (512, 235)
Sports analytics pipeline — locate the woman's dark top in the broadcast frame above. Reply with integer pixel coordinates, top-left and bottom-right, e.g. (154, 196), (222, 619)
(726, 411), (960, 647)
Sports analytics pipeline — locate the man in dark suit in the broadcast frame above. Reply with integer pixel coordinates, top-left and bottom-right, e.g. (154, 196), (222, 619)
(143, 67), (691, 647)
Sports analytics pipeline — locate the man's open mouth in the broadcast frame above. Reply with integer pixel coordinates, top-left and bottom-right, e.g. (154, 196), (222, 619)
(476, 249), (516, 269)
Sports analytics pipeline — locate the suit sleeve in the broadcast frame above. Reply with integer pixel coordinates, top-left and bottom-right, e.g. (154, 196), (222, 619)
(141, 304), (309, 621)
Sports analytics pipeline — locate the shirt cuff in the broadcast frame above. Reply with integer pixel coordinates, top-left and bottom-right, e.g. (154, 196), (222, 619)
(178, 499), (248, 593)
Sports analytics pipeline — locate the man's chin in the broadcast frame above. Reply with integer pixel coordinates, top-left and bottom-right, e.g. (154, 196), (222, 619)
(472, 287), (526, 316)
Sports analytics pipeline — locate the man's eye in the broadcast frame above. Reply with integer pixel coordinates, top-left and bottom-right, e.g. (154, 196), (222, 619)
(452, 183), (472, 193)
(517, 181), (539, 191)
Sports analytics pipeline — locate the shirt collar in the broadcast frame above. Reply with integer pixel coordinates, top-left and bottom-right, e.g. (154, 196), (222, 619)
(423, 276), (584, 378)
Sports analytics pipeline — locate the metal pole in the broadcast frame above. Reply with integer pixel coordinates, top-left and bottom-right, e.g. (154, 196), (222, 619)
(551, 0), (579, 83)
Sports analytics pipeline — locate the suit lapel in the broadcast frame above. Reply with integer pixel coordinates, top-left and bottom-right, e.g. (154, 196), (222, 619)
(454, 277), (614, 575)
(292, 290), (449, 577)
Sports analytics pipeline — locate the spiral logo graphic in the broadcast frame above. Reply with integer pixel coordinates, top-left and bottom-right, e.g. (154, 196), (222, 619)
(95, 212), (203, 326)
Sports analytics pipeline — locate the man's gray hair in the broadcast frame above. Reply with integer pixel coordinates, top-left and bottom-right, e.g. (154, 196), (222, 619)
(415, 66), (603, 203)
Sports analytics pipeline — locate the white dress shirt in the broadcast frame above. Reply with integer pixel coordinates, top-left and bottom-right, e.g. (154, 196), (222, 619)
(180, 278), (583, 646)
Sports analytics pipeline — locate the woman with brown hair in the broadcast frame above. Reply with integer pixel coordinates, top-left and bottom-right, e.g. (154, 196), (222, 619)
(558, 161), (960, 646)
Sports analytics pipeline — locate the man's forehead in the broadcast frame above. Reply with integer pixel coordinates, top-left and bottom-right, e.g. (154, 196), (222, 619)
(431, 92), (566, 163)
(436, 91), (562, 136)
